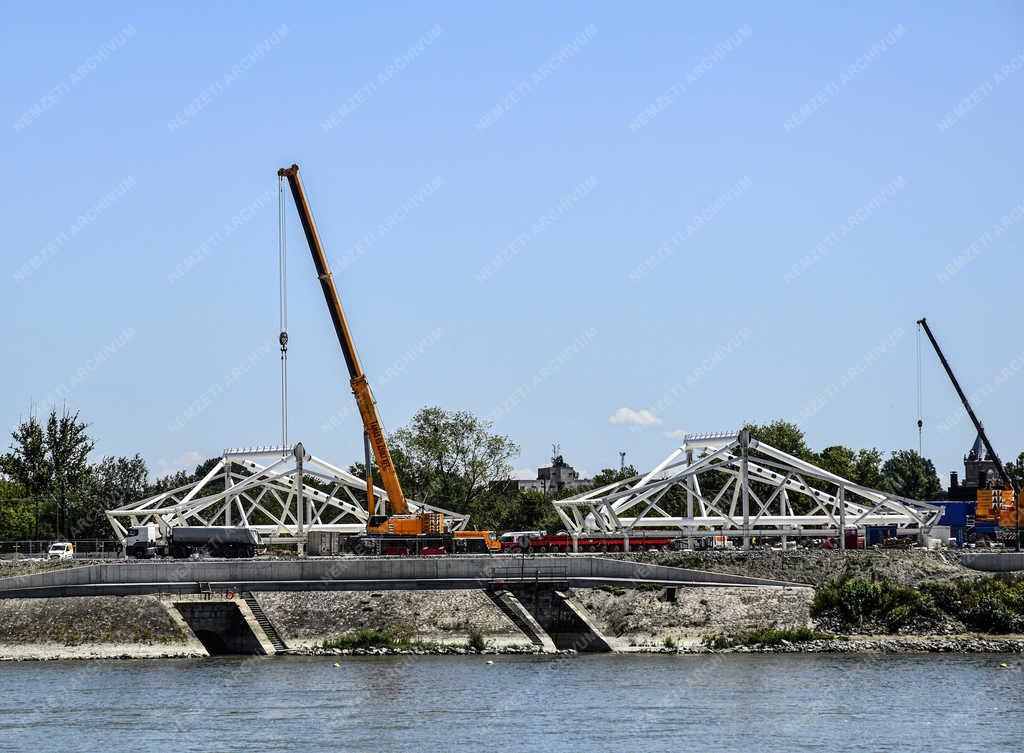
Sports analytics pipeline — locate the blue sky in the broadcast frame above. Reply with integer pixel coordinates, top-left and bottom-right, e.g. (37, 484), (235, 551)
(3, 2), (1022, 484)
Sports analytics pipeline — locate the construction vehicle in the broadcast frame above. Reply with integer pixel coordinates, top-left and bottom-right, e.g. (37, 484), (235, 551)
(917, 317), (1020, 544)
(124, 524), (260, 559)
(278, 164), (498, 555)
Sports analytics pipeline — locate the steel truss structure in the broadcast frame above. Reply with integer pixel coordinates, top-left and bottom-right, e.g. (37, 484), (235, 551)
(106, 444), (467, 550)
(554, 431), (942, 548)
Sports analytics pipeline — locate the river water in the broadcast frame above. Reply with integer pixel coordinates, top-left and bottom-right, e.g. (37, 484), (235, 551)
(1, 653), (1021, 752)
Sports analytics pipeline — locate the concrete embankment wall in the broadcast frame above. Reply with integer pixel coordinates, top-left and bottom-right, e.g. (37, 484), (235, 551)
(254, 589), (531, 649)
(0, 584), (817, 659)
(962, 553), (1024, 572)
(0, 555), (799, 597)
(0, 557), (817, 658)
(0, 595), (204, 660)
(576, 586), (814, 650)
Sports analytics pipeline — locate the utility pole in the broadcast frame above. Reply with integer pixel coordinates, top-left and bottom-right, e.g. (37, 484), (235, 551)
(619, 451), (626, 472)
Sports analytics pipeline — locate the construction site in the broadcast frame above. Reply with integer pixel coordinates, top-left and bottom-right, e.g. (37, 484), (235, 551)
(91, 165), (1019, 560)
(6, 8), (1023, 753)
(2, 164), (1021, 661)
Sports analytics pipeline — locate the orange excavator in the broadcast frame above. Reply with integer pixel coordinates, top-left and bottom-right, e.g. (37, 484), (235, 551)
(278, 164), (499, 554)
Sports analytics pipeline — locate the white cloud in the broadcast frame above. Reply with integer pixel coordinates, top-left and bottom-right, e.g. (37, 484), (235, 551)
(609, 407), (662, 427)
(664, 429), (687, 439)
(156, 449), (202, 477)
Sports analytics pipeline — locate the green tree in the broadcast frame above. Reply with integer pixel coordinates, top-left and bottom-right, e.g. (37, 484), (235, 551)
(0, 479), (36, 540)
(816, 446), (883, 488)
(45, 409), (95, 537)
(1, 414), (50, 498)
(817, 445), (856, 479)
(588, 465), (639, 489)
(851, 448), (883, 488)
(148, 457), (221, 496)
(746, 420), (814, 461)
(388, 407), (519, 510)
(880, 450), (942, 500)
(1005, 451), (1024, 490)
(72, 454), (149, 538)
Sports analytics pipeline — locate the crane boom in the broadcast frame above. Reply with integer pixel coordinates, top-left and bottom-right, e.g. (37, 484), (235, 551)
(278, 164), (409, 514)
(917, 317), (1014, 492)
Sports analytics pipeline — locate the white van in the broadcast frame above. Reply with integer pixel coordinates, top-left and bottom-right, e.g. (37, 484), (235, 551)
(47, 542), (74, 561)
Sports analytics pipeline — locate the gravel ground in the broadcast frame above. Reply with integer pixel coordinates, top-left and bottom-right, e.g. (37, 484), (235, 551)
(672, 634), (1024, 654)
(254, 589), (531, 649)
(574, 585), (814, 650)
(610, 549), (976, 587)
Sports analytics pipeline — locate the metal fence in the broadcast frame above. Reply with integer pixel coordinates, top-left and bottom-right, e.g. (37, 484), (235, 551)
(487, 565), (569, 587)
(0, 539), (120, 560)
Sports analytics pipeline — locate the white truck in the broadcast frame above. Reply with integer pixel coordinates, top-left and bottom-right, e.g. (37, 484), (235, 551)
(125, 525), (260, 559)
(47, 542), (74, 560)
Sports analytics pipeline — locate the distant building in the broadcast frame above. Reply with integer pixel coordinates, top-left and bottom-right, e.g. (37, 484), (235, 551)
(511, 448), (592, 494)
(947, 433), (1000, 501)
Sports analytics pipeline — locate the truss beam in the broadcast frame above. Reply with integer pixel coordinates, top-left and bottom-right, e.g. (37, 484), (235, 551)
(553, 432), (942, 545)
(106, 443), (468, 545)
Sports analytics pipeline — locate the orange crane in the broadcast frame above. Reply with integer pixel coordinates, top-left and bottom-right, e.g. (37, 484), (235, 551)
(277, 164), (498, 552)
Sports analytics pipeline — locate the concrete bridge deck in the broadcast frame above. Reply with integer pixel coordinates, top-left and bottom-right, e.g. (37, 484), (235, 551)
(0, 555), (806, 598)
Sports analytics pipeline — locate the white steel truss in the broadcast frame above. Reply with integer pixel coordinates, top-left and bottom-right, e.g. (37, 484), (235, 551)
(106, 443), (468, 545)
(553, 431), (942, 544)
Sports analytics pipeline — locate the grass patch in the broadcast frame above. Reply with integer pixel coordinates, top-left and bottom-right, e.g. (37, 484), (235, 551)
(663, 636), (676, 649)
(702, 626), (827, 649)
(656, 554), (705, 570)
(322, 628), (414, 651)
(597, 584), (626, 595)
(636, 583), (665, 593)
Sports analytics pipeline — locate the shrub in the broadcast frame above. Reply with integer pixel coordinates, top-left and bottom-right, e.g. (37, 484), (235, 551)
(467, 630), (486, 652)
(815, 575), (1024, 635)
(323, 628), (412, 650)
(663, 636), (676, 649)
(922, 575), (1024, 633)
(812, 578), (935, 631)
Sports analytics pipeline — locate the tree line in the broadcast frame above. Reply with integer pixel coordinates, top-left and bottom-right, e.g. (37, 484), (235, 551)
(2, 406), (1022, 541)
(0, 409), (146, 540)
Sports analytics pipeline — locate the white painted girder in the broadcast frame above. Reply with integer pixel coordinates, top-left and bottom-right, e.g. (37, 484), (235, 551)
(105, 444), (468, 543)
(554, 433), (942, 538)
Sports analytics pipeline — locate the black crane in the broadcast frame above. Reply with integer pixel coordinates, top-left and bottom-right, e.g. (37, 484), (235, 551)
(917, 317), (1019, 549)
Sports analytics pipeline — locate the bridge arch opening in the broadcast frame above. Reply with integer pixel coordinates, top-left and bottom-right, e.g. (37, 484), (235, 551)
(174, 602), (265, 655)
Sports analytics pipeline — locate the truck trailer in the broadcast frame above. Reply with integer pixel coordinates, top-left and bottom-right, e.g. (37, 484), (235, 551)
(125, 524), (260, 559)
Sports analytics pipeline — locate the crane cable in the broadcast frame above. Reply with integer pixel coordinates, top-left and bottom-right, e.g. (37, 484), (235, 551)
(916, 322), (923, 455)
(278, 176), (289, 454)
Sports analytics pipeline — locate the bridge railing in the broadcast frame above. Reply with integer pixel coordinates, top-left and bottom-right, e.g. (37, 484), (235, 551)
(485, 565), (570, 586)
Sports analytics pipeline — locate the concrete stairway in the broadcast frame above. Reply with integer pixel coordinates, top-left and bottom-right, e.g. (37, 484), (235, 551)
(242, 592), (287, 652)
